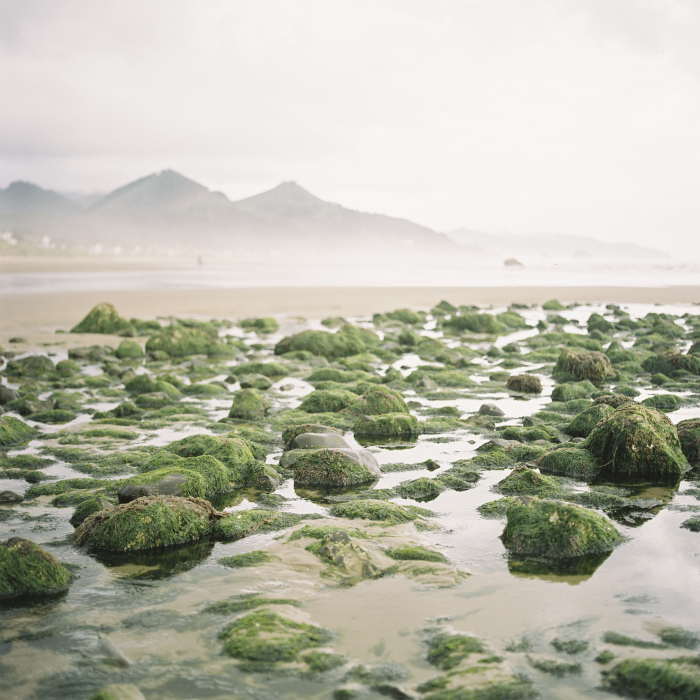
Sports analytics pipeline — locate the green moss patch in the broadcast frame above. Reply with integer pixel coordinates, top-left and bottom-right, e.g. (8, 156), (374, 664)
(71, 302), (135, 336)
(566, 404), (614, 437)
(0, 416), (38, 447)
(427, 633), (488, 670)
(0, 538), (74, 598)
(294, 449), (378, 488)
(537, 447), (599, 480)
(554, 348), (613, 382)
(494, 467), (564, 498)
(385, 545), (447, 563)
(602, 657), (700, 699)
(329, 499), (432, 525)
(353, 413), (419, 439)
(218, 550), (272, 568)
(220, 609), (333, 663)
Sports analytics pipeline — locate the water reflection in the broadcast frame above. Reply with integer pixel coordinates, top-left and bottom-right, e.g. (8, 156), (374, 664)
(507, 550), (613, 584)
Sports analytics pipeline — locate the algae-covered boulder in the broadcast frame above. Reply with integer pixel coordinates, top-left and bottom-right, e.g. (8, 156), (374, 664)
(294, 448), (379, 488)
(69, 497), (113, 528)
(585, 404), (687, 477)
(353, 413), (419, 439)
(494, 466), (562, 498)
(554, 348), (613, 383)
(299, 389), (357, 413)
(274, 326), (368, 359)
(601, 657), (700, 699)
(591, 394), (634, 409)
(444, 312), (501, 334)
(329, 499), (432, 525)
(543, 299), (566, 311)
(71, 303), (135, 336)
(115, 340), (143, 359)
(346, 385), (409, 415)
(56, 359), (81, 376)
(506, 375), (542, 394)
(538, 447), (599, 479)
(501, 497), (622, 558)
(230, 361), (288, 378)
(145, 327), (214, 357)
(565, 404), (615, 438)
(0, 416), (37, 447)
(641, 394), (682, 413)
(5, 355), (56, 378)
(229, 389), (269, 420)
(239, 373), (273, 390)
(294, 431), (350, 449)
(74, 496), (216, 552)
(677, 418), (700, 463)
(282, 423), (343, 450)
(0, 538), (74, 598)
(124, 375), (181, 398)
(220, 609), (332, 663)
(313, 530), (390, 579)
(551, 380), (596, 402)
(118, 455), (229, 502)
(642, 351), (700, 377)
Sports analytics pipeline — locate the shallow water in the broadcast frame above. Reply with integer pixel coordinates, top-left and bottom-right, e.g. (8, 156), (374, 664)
(1, 302), (700, 699)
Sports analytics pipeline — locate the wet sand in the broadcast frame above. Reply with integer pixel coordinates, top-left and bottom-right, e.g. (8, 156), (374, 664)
(2, 285), (700, 334)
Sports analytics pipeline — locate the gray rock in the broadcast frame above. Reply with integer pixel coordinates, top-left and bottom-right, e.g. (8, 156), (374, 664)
(479, 403), (505, 417)
(0, 490), (23, 503)
(333, 448), (381, 475)
(0, 387), (19, 405)
(295, 432), (351, 449)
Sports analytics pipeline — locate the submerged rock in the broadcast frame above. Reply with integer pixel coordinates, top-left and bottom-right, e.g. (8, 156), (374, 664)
(74, 496), (217, 552)
(313, 530), (388, 579)
(71, 303), (135, 336)
(0, 538), (74, 598)
(294, 448), (379, 488)
(601, 657), (700, 699)
(585, 404), (687, 477)
(554, 348), (613, 383)
(506, 375), (542, 394)
(479, 403), (505, 417)
(0, 490), (23, 503)
(501, 496), (622, 559)
(220, 609), (333, 664)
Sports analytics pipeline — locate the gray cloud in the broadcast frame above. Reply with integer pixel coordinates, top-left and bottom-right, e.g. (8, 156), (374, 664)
(1, 0), (699, 251)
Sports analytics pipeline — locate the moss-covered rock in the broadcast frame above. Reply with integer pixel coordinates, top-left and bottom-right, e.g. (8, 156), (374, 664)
(444, 313), (501, 334)
(677, 418), (700, 463)
(117, 466), (207, 502)
(538, 447), (599, 479)
(145, 327), (214, 357)
(71, 303), (135, 336)
(494, 466), (563, 498)
(229, 389), (269, 421)
(543, 299), (566, 311)
(212, 509), (301, 540)
(585, 404), (687, 477)
(5, 355), (56, 378)
(220, 609), (332, 664)
(329, 499), (432, 525)
(230, 361), (288, 378)
(426, 632), (488, 670)
(74, 496), (216, 552)
(282, 423), (343, 450)
(124, 375), (180, 398)
(601, 657), (700, 699)
(115, 340), (143, 359)
(554, 348), (613, 383)
(506, 375), (542, 394)
(274, 326), (367, 359)
(0, 416), (37, 447)
(299, 389), (357, 413)
(353, 413), (419, 439)
(591, 394), (634, 409)
(565, 404), (615, 437)
(69, 497), (113, 527)
(0, 538), (74, 598)
(294, 448), (379, 488)
(551, 380), (596, 402)
(642, 351), (700, 377)
(501, 497), (623, 558)
(395, 476), (444, 501)
(346, 385), (409, 415)
(641, 394), (682, 413)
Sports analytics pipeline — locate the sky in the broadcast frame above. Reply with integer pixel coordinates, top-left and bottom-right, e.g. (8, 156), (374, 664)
(1, 0), (699, 251)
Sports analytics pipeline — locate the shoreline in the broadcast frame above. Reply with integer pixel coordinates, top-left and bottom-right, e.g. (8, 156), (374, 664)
(1, 285), (699, 333)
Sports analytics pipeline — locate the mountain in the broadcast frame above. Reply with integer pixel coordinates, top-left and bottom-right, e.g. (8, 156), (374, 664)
(0, 181), (80, 217)
(447, 228), (667, 261)
(0, 171), (466, 262)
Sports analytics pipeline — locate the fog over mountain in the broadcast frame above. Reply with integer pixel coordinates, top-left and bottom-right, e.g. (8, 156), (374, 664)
(0, 169), (669, 266)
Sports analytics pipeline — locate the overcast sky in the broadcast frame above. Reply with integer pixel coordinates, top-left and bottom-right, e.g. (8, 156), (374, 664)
(1, 0), (699, 250)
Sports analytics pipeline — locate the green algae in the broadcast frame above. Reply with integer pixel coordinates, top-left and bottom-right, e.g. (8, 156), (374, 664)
(274, 326), (367, 359)
(585, 404), (687, 476)
(551, 638), (588, 654)
(353, 413), (419, 439)
(494, 467), (564, 498)
(601, 657), (700, 699)
(602, 631), (668, 649)
(204, 594), (298, 614)
(506, 375), (542, 394)
(118, 466), (209, 499)
(287, 524), (373, 541)
(565, 404), (614, 437)
(395, 476), (444, 501)
(240, 317), (279, 333)
(642, 351), (700, 377)
(300, 389), (358, 413)
(0, 538), (74, 598)
(217, 550), (272, 568)
(329, 499), (432, 525)
(477, 498), (519, 519)
(527, 656), (581, 677)
(551, 380), (596, 402)
(346, 385), (409, 415)
(69, 497), (112, 527)
(642, 394), (683, 413)
(427, 633), (488, 670)
(219, 609), (333, 663)
(502, 497), (623, 558)
(385, 545), (447, 563)
(554, 348), (613, 382)
(229, 388), (269, 420)
(294, 449), (378, 488)
(74, 496), (214, 552)
(145, 326), (214, 357)
(470, 450), (516, 470)
(302, 651), (346, 673)
(213, 509), (312, 540)
(0, 416), (38, 447)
